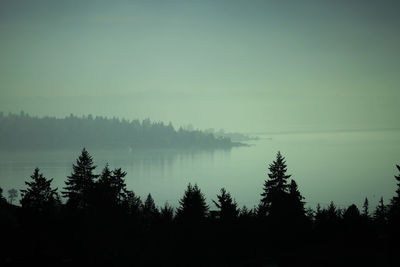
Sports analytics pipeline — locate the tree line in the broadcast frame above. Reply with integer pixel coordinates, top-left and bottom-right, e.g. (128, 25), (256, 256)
(0, 112), (238, 149)
(0, 149), (399, 266)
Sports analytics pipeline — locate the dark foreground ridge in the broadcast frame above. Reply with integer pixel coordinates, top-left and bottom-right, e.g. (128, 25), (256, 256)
(0, 112), (244, 149)
(1, 149), (399, 266)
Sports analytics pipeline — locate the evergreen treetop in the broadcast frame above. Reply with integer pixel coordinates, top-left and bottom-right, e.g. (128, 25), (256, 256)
(261, 151), (291, 205)
(213, 188), (239, 221)
(20, 168), (59, 212)
(63, 148), (99, 209)
(176, 183), (209, 223)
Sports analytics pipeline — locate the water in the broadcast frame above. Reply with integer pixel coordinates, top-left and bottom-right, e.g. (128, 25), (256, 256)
(0, 129), (399, 210)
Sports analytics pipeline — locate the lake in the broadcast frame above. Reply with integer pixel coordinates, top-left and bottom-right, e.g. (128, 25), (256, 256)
(0, 129), (399, 210)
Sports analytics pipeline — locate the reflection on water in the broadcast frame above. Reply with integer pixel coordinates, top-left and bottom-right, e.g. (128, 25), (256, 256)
(0, 130), (399, 209)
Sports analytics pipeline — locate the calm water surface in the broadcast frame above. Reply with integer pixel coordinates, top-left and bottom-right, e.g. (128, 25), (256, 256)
(0, 130), (399, 209)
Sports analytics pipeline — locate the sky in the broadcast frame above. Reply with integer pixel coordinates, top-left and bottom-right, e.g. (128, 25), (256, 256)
(0, 0), (399, 133)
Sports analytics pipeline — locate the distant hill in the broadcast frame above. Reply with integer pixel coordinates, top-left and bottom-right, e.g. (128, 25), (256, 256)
(0, 112), (243, 150)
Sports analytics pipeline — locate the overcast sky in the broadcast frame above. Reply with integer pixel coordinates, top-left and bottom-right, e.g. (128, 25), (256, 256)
(0, 0), (399, 132)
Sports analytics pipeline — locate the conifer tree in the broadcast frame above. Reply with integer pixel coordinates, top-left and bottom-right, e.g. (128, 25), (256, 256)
(213, 188), (239, 222)
(289, 180), (305, 210)
(176, 183), (209, 223)
(362, 197), (369, 218)
(160, 202), (174, 223)
(96, 165), (128, 208)
(111, 168), (127, 204)
(0, 187), (7, 205)
(288, 179), (306, 220)
(390, 165), (400, 208)
(95, 164), (115, 208)
(389, 165), (400, 227)
(142, 193), (159, 222)
(325, 201), (341, 226)
(239, 205), (254, 219)
(373, 197), (387, 226)
(122, 190), (142, 217)
(63, 148), (99, 209)
(7, 189), (18, 204)
(20, 168), (59, 212)
(259, 151), (291, 218)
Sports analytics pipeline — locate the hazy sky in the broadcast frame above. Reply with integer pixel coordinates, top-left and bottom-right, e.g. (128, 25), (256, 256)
(0, 0), (399, 132)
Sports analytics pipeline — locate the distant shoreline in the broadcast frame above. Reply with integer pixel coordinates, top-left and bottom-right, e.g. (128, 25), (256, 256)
(0, 112), (246, 150)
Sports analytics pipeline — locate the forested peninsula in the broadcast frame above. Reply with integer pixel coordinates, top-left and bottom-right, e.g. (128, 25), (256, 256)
(0, 112), (241, 149)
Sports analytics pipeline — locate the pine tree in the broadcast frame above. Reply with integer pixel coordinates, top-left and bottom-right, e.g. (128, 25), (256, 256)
(0, 187), (7, 205)
(326, 201), (341, 225)
(176, 183), (209, 223)
(20, 168), (59, 212)
(389, 165), (400, 227)
(259, 151), (291, 218)
(142, 193), (159, 224)
(239, 205), (254, 219)
(373, 197), (387, 226)
(212, 188), (239, 222)
(111, 168), (127, 204)
(95, 164), (115, 209)
(390, 165), (400, 208)
(96, 165), (128, 208)
(288, 179), (306, 219)
(362, 197), (369, 218)
(63, 148), (99, 209)
(7, 189), (18, 204)
(394, 165), (400, 203)
(160, 202), (174, 223)
(121, 190), (142, 217)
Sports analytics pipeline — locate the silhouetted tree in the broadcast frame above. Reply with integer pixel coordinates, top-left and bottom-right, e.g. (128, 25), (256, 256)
(388, 165), (400, 227)
(94, 164), (115, 209)
(343, 204), (362, 236)
(327, 201), (341, 220)
(315, 201), (342, 232)
(259, 151), (293, 222)
(160, 202), (174, 223)
(7, 189), (18, 204)
(142, 193), (159, 225)
(343, 204), (361, 220)
(288, 180), (306, 216)
(239, 205), (254, 219)
(314, 203), (324, 224)
(121, 190), (142, 217)
(20, 168), (59, 212)
(95, 164), (127, 210)
(111, 168), (127, 204)
(373, 197), (387, 228)
(362, 197), (369, 218)
(212, 188), (239, 222)
(260, 151), (291, 212)
(0, 187), (7, 206)
(176, 183), (209, 223)
(0, 187), (5, 201)
(63, 148), (99, 209)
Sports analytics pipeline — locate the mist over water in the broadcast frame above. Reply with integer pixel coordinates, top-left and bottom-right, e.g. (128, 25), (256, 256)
(1, 129), (398, 209)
